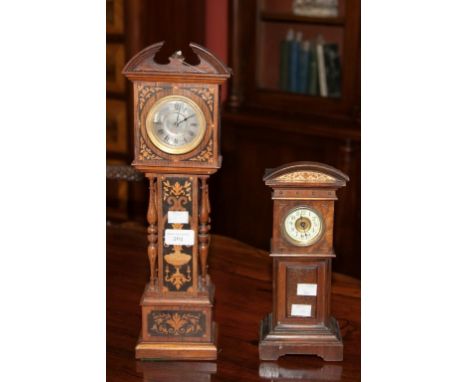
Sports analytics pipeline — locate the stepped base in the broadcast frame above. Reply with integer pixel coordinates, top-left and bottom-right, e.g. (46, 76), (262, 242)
(259, 313), (343, 361)
(136, 322), (218, 360)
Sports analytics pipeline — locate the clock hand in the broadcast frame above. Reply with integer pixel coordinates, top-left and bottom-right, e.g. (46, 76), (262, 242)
(177, 114), (195, 126)
(299, 219), (308, 232)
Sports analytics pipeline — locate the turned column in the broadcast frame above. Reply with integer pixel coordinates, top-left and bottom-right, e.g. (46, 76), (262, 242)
(146, 175), (158, 289)
(199, 177), (211, 285)
(228, 0), (244, 108)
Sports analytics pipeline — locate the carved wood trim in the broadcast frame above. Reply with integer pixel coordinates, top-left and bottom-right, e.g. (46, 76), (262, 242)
(147, 175), (158, 290)
(106, 164), (144, 182)
(199, 177), (210, 284)
(122, 42), (231, 83)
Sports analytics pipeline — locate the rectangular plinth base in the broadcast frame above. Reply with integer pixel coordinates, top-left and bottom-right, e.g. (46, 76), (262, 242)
(259, 313), (343, 361)
(136, 322), (218, 360)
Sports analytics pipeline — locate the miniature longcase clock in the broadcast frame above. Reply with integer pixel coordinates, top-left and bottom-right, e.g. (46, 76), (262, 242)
(122, 42), (230, 360)
(259, 162), (349, 361)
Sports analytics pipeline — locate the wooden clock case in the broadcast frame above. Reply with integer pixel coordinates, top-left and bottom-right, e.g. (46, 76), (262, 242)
(122, 42), (230, 360)
(259, 162), (349, 361)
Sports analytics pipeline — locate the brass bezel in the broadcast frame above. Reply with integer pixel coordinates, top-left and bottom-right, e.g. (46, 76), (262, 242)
(282, 206), (324, 247)
(145, 95), (207, 155)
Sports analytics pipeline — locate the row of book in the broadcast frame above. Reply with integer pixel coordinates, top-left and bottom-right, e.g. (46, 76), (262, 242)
(279, 29), (341, 98)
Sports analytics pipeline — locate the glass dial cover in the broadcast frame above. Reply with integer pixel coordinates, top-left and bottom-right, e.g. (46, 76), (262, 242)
(145, 95), (206, 154)
(283, 207), (323, 246)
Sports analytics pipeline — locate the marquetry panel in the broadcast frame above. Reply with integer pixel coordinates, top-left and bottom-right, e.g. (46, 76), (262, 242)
(147, 310), (206, 337)
(141, 305), (212, 343)
(133, 81), (219, 168)
(158, 175), (198, 293)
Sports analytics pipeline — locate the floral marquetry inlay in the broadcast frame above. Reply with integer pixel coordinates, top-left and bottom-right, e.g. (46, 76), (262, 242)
(162, 180), (192, 202)
(137, 83), (165, 111)
(161, 177), (194, 292)
(276, 171), (336, 184)
(189, 139), (213, 162)
(187, 87), (214, 113)
(148, 311), (205, 337)
(123, 42), (231, 355)
(164, 244), (192, 290)
(139, 137), (162, 160)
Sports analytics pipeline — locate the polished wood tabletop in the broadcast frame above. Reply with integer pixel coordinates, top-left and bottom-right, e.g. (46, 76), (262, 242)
(107, 224), (360, 381)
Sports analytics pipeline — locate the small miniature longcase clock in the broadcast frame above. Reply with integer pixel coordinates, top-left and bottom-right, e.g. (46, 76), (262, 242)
(122, 42), (231, 360)
(259, 162), (349, 361)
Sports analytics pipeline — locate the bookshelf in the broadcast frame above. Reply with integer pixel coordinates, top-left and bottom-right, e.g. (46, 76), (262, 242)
(217, 0), (361, 278)
(260, 12), (346, 26)
(228, 0), (360, 120)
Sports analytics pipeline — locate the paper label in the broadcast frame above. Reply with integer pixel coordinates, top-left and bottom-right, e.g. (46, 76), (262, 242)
(297, 283), (317, 296)
(168, 211), (189, 224)
(164, 229), (195, 246)
(291, 304), (312, 317)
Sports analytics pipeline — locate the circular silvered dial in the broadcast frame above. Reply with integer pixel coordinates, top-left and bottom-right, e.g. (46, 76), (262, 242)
(146, 95), (206, 154)
(283, 207), (323, 246)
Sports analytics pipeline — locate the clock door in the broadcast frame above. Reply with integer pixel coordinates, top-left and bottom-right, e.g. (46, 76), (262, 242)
(275, 259), (328, 327)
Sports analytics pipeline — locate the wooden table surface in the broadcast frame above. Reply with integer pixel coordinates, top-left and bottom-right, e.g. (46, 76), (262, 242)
(107, 224), (361, 381)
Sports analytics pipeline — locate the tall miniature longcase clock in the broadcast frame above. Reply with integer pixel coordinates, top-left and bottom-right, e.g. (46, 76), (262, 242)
(122, 42), (231, 360)
(259, 162), (349, 361)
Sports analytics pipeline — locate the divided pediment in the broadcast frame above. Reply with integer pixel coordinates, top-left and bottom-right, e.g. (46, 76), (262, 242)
(122, 41), (231, 82)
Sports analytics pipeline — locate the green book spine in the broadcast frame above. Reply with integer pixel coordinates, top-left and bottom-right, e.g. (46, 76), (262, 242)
(308, 44), (318, 95)
(279, 40), (290, 91)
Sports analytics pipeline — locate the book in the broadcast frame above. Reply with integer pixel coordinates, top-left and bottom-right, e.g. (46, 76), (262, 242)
(293, 0), (339, 17)
(323, 43), (341, 98)
(279, 29), (294, 91)
(316, 35), (327, 97)
(308, 41), (318, 95)
(288, 31), (302, 93)
(298, 40), (311, 94)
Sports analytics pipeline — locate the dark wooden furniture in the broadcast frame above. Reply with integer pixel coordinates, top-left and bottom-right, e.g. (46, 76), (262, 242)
(107, 224), (360, 381)
(122, 42), (230, 360)
(228, 0), (360, 116)
(107, 0), (207, 221)
(229, 0), (360, 115)
(106, 164), (144, 223)
(106, 0), (361, 280)
(259, 162), (348, 361)
(107, 0), (130, 220)
(205, 0), (361, 278)
(106, 164), (144, 182)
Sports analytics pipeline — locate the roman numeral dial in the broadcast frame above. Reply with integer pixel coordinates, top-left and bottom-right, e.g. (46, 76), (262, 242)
(145, 95), (206, 154)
